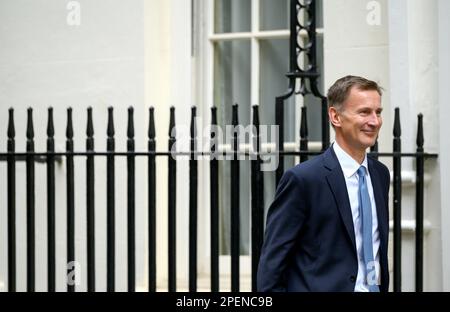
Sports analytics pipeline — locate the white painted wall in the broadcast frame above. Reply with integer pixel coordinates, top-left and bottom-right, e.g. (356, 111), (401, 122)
(438, 0), (450, 292)
(144, 0), (171, 291)
(0, 0), (147, 291)
(144, 0), (194, 290)
(388, 0), (441, 291)
(0, 0), (198, 292)
(323, 0), (391, 150)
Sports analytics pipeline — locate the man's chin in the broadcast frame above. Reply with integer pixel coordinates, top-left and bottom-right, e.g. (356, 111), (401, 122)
(357, 139), (377, 150)
(363, 140), (377, 149)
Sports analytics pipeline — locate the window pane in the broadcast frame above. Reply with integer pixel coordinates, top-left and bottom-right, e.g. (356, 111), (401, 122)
(214, 0), (251, 33)
(260, 0), (289, 31)
(260, 38), (289, 128)
(260, 38), (296, 215)
(260, 38), (296, 149)
(214, 40), (251, 126)
(214, 40), (251, 255)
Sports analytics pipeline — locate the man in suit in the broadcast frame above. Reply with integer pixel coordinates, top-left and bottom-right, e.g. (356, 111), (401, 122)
(257, 75), (390, 292)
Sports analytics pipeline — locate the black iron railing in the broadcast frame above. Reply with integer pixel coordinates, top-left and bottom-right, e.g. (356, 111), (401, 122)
(0, 104), (438, 292)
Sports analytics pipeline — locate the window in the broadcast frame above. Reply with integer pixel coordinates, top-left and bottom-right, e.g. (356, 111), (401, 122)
(195, 0), (324, 258)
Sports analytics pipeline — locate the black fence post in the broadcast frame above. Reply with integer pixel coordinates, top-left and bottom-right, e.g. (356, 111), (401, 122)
(86, 107), (95, 292)
(168, 106), (177, 292)
(370, 139), (379, 160)
(415, 113), (424, 292)
(393, 107), (402, 292)
(66, 108), (75, 292)
(210, 106), (219, 292)
(47, 107), (56, 292)
(251, 105), (264, 291)
(231, 104), (240, 292)
(7, 108), (16, 292)
(106, 107), (115, 292)
(127, 107), (136, 292)
(300, 106), (308, 163)
(321, 97), (330, 151)
(275, 97), (285, 186)
(26, 107), (35, 292)
(189, 106), (198, 292)
(148, 107), (156, 292)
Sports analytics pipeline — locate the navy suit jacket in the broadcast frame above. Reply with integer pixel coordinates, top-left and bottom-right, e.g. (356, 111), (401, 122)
(257, 146), (390, 292)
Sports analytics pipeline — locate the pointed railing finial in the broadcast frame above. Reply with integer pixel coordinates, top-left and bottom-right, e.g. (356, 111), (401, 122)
(8, 108), (15, 139)
(107, 107), (115, 138)
(190, 106), (197, 139)
(416, 113), (424, 150)
(66, 108), (74, 139)
(252, 105), (260, 128)
(169, 106), (176, 138)
(148, 107), (155, 140)
(211, 106), (217, 127)
(393, 107), (401, 138)
(26, 107), (34, 139)
(47, 107), (54, 138)
(87, 107), (94, 137)
(232, 103), (238, 126)
(127, 106), (134, 139)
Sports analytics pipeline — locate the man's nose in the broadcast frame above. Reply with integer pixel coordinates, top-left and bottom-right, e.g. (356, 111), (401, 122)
(367, 112), (381, 127)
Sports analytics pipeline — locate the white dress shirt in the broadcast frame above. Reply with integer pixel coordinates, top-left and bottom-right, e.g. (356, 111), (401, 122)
(333, 142), (381, 292)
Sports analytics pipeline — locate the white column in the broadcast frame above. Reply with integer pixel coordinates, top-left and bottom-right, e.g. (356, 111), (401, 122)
(389, 0), (441, 291)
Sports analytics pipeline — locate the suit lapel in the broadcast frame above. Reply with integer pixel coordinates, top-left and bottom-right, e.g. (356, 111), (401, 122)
(323, 148), (357, 254)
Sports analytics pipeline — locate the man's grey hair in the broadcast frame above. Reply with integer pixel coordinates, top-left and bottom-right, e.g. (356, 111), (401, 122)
(327, 75), (383, 112)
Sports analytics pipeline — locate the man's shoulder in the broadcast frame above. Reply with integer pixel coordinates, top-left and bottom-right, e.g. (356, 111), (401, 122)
(368, 156), (390, 178)
(287, 154), (325, 179)
(368, 155), (389, 171)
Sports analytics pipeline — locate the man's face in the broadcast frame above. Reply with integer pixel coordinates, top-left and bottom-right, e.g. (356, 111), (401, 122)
(331, 87), (382, 152)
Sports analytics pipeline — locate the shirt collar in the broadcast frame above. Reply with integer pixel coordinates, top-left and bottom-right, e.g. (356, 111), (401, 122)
(333, 141), (368, 178)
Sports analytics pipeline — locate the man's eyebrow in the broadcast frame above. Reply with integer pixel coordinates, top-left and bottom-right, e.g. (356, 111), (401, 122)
(356, 107), (383, 112)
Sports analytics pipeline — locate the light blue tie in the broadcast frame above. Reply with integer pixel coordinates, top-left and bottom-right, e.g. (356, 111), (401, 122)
(357, 166), (380, 292)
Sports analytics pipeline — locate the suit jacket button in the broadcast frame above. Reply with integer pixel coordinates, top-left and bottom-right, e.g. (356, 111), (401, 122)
(350, 276), (356, 283)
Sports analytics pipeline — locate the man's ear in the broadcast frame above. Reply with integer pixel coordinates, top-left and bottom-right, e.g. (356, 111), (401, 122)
(328, 106), (341, 128)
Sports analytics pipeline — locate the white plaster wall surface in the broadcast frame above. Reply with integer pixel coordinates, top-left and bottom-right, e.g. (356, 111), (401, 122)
(389, 0), (441, 291)
(438, 0), (450, 292)
(323, 0), (390, 152)
(145, 0), (194, 290)
(0, 0), (146, 291)
(407, 0), (441, 292)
